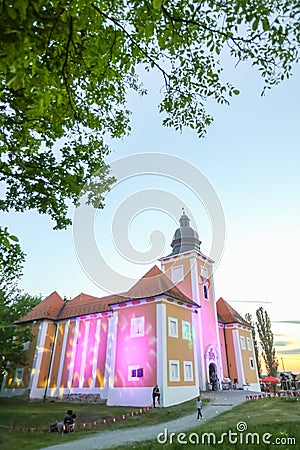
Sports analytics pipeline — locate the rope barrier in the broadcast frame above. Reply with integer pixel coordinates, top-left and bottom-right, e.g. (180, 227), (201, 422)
(246, 391), (300, 401)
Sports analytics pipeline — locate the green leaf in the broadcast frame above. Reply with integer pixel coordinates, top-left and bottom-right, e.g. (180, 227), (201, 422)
(9, 235), (19, 242)
(2, 238), (10, 249)
(262, 18), (270, 31)
(153, 0), (163, 10)
(252, 18), (259, 31)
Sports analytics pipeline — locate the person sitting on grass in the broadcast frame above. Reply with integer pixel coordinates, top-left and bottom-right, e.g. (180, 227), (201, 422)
(63, 409), (76, 432)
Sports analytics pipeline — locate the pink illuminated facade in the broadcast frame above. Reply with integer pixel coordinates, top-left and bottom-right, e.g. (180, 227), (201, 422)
(1, 212), (260, 406)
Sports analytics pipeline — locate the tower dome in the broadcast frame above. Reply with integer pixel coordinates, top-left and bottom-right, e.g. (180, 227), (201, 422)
(170, 209), (201, 255)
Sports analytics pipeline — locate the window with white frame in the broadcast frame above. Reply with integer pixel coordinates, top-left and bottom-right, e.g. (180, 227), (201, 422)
(183, 361), (193, 381)
(249, 357), (255, 370)
(128, 365), (144, 381)
(169, 360), (180, 382)
(246, 337), (252, 351)
(201, 266), (208, 278)
(130, 316), (145, 337)
(182, 320), (191, 340)
(168, 317), (178, 338)
(171, 265), (184, 284)
(14, 368), (24, 386)
(240, 335), (246, 350)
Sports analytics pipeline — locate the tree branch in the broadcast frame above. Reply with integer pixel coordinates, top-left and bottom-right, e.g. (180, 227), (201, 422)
(161, 4), (260, 46)
(91, 2), (171, 90)
(61, 15), (78, 121)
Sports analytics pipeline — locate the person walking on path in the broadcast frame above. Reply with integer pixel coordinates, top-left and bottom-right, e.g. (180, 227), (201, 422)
(196, 396), (203, 420)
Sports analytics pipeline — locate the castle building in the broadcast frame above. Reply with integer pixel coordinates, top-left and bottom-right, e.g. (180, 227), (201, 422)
(1, 212), (260, 405)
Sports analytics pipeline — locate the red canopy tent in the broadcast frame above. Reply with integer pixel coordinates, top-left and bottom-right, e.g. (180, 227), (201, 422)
(262, 376), (280, 383)
(261, 376), (280, 393)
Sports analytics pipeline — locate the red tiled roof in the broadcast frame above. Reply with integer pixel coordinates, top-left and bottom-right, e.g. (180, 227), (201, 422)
(60, 267), (198, 319)
(16, 291), (64, 323)
(58, 292), (115, 320)
(217, 297), (251, 327)
(112, 265), (198, 307)
(17, 266), (198, 322)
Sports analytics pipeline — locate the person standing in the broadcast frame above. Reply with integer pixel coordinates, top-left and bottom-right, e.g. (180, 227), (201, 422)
(152, 385), (160, 407)
(196, 396), (203, 420)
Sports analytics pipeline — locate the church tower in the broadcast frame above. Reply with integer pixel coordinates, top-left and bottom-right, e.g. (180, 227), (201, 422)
(160, 210), (223, 390)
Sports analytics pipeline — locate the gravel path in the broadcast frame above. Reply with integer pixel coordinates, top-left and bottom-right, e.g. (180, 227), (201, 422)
(41, 390), (257, 450)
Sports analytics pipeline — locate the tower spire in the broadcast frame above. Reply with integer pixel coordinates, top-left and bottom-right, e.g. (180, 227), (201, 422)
(168, 210), (201, 255)
(179, 208), (190, 228)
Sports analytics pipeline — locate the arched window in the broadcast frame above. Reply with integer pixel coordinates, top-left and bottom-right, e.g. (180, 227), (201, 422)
(203, 284), (209, 300)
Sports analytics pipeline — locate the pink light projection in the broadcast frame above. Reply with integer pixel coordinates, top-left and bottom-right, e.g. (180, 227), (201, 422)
(200, 292), (219, 353)
(114, 303), (157, 388)
(83, 318), (98, 387)
(95, 318), (109, 388)
(60, 321), (75, 388)
(72, 320), (86, 388)
(58, 316), (110, 390)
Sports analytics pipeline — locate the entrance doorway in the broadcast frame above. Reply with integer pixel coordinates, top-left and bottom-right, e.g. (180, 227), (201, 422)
(209, 363), (218, 390)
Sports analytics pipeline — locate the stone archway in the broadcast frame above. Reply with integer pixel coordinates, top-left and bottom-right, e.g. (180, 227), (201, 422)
(205, 345), (220, 390)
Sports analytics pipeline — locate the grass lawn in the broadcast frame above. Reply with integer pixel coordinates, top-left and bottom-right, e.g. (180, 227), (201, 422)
(106, 397), (300, 450)
(0, 396), (203, 450)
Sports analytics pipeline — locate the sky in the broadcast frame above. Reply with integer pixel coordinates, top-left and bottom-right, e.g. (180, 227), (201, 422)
(2, 54), (300, 374)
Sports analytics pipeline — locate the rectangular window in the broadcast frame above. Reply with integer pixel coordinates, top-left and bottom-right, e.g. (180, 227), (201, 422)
(201, 266), (208, 278)
(128, 365), (143, 381)
(240, 336), (246, 350)
(182, 321), (191, 340)
(168, 317), (178, 338)
(249, 357), (255, 370)
(169, 360), (180, 382)
(171, 265), (184, 284)
(130, 317), (145, 337)
(137, 368), (143, 377)
(14, 368), (24, 386)
(246, 337), (252, 351)
(184, 361), (193, 381)
(203, 284), (209, 300)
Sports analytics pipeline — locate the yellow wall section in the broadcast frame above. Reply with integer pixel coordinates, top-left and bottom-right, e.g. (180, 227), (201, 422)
(49, 322), (65, 388)
(6, 322), (40, 389)
(238, 329), (258, 383)
(23, 322), (39, 388)
(166, 302), (195, 387)
(37, 322), (56, 388)
(223, 327), (238, 382)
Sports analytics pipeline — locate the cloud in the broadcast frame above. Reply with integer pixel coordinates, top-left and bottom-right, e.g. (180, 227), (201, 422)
(277, 349), (300, 355)
(273, 320), (300, 325)
(230, 300), (273, 304)
(275, 341), (291, 347)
